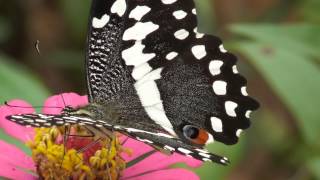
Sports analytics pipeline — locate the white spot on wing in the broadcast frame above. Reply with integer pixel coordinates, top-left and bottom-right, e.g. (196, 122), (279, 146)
(123, 22), (159, 41)
(212, 80), (227, 95)
(245, 110), (252, 118)
(129, 6), (151, 21)
(166, 52), (178, 60)
(164, 145), (175, 151)
(195, 149), (209, 153)
(92, 14), (110, 28)
(236, 129), (243, 137)
(174, 29), (189, 40)
(209, 60), (223, 75)
(193, 28), (205, 38)
(202, 158), (211, 162)
(219, 44), (227, 53)
(199, 152), (211, 158)
(161, 0), (177, 4)
(178, 147), (192, 154)
(191, 45), (207, 59)
(131, 63), (152, 80)
(111, 0), (127, 17)
(25, 119), (34, 123)
(136, 137), (153, 144)
(192, 8), (196, 14)
(124, 128), (176, 138)
(206, 134), (214, 144)
(95, 124), (103, 127)
(173, 10), (187, 19)
(135, 69), (163, 106)
(210, 117), (223, 132)
(241, 86), (248, 96)
(134, 68), (176, 135)
(232, 65), (239, 74)
(122, 41), (155, 67)
(225, 101), (238, 117)
(35, 119), (48, 123)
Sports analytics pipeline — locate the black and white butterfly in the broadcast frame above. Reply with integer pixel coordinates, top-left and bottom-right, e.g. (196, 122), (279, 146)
(7, 0), (259, 165)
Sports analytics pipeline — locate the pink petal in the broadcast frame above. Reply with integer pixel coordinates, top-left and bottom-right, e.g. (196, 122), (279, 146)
(0, 140), (36, 179)
(122, 138), (202, 178)
(0, 100), (35, 142)
(0, 162), (36, 180)
(121, 136), (154, 162)
(122, 168), (199, 180)
(42, 92), (88, 114)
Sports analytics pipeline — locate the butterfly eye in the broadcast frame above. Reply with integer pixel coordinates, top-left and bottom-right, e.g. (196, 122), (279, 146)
(182, 125), (209, 145)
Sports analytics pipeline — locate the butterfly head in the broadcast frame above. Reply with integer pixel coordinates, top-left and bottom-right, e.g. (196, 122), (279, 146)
(61, 106), (77, 114)
(63, 103), (120, 123)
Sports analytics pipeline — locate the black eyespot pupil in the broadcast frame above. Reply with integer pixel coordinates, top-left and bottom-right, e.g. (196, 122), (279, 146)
(183, 126), (199, 139)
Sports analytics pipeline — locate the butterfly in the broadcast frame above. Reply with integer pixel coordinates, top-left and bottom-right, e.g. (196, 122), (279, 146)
(6, 0), (259, 165)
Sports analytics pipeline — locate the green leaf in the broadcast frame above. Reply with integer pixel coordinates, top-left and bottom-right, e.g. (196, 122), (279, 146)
(47, 50), (83, 69)
(0, 53), (50, 105)
(59, 0), (91, 44)
(301, 0), (320, 24)
(195, 0), (216, 33)
(308, 157), (320, 179)
(253, 109), (293, 153)
(230, 24), (320, 60)
(230, 40), (320, 145)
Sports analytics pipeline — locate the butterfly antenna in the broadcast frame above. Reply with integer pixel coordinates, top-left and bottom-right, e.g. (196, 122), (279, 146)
(61, 94), (67, 107)
(35, 40), (41, 56)
(4, 101), (63, 109)
(121, 136), (129, 146)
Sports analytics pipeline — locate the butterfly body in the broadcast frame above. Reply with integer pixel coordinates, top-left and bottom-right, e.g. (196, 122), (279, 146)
(7, 0), (259, 165)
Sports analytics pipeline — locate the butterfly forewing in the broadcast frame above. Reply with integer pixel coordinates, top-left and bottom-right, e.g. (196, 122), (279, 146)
(87, 0), (258, 142)
(8, 113), (229, 165)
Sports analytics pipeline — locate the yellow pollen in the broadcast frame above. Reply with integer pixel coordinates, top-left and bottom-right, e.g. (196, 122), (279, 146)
(27, 126), (129, 180)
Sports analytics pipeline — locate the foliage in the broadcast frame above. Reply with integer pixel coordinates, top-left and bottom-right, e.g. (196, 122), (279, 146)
(0, 0), (319, 179)
(0, 54), (49, 105)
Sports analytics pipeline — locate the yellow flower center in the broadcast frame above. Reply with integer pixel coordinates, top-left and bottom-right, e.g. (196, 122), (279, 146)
(27, 126), (131, 180)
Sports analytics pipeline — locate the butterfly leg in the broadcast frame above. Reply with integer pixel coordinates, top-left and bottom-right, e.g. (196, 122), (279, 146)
(77, 137), (103, 154)
(106, 127), (116, 180)
(60, 125), (71, 167)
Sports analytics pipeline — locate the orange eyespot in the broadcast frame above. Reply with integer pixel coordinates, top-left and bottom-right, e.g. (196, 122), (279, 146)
(182, 125), (209, 145)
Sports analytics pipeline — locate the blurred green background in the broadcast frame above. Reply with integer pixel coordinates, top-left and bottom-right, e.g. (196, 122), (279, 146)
(0, 0), (319, 179)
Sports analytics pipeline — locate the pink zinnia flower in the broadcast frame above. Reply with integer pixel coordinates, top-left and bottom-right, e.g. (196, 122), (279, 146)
(0, 93), (202, 179)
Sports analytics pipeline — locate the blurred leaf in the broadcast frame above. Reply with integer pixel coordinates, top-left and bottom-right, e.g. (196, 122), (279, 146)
(230, 24), (320, 60)
(229, 36), (320, 145)
(47, 50), (83, 69)
(195, 0), (216, 33)
(59, 0), (91, 44)
(195, 139), (247, 179)
(301, 0), (320, 24)
(308, 157), (320, 179)
(253, 109), (293, 153)
(0, 53), (49, 105)
(0, 16), (11, 44)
